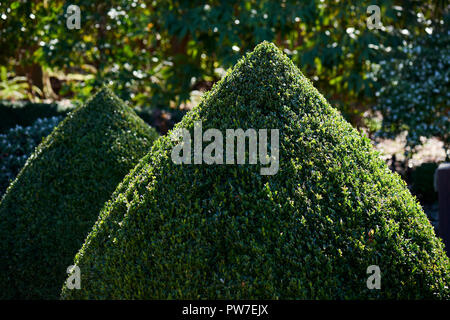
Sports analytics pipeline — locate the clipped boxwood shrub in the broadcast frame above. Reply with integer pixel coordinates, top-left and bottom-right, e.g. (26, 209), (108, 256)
(0, 87), (159, 299)
(0, 116), (63, 196)
(62, 42), (449, 300)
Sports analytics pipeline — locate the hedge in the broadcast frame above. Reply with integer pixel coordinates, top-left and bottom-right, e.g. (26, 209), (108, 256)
(61, 42), (449, 299)
(0, 99), (185, 135)
(0, 87), (158, 299)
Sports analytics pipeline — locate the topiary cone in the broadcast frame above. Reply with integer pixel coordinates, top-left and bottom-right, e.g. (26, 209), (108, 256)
(0, 87), (159, 299)
(61, 43), (449, 299)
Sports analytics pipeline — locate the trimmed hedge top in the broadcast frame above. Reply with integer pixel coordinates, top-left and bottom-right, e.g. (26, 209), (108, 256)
(0, 88), (158, 299)
(62, 42), (449, 299)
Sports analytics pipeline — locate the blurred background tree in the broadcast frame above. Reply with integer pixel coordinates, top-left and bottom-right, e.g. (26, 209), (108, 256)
(0, 0), (448, 157)
(375, 10), (449, 161)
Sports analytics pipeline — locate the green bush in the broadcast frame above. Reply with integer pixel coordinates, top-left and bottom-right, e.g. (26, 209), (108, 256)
(62, 42), (449, 300)
(0, 87), (159, 299)
(0, 116), (62, 196)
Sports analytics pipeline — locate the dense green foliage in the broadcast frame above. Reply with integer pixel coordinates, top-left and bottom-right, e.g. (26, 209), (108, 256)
(0, 1), (444, 120)
(0, 88), (158, 299)
(61, 43), (449, 299)
(0, 116), (62, 196)
(375, 15), (449, 160)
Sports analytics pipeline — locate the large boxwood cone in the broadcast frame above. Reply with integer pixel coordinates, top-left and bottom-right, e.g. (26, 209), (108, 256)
(0, 87), (159, 299)
(62, 43), (449, 299)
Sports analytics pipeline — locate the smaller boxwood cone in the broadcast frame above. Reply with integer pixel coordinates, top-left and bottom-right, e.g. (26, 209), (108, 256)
(0, 87), (159, 299)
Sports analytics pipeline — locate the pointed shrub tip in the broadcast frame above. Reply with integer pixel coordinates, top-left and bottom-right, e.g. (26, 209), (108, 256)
(252, 40), (278, 53)
(83, 86), (124, 112)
